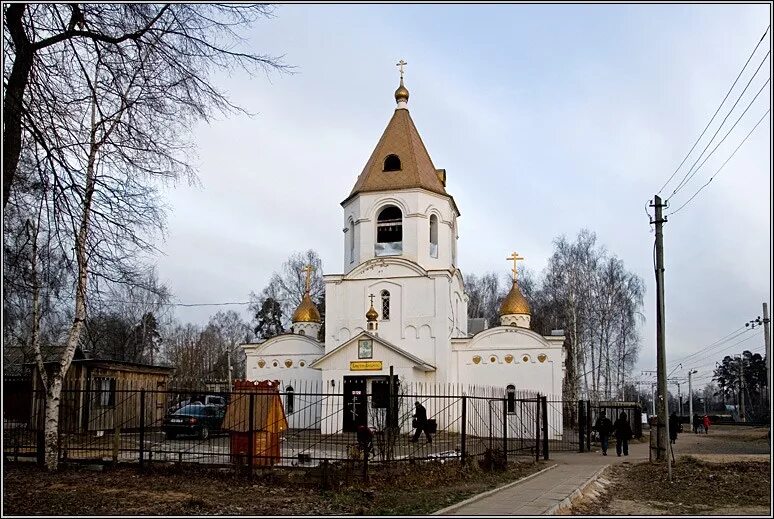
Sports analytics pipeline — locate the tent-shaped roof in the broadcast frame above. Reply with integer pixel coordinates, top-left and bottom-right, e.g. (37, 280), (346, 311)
(342, 107), (455, 209)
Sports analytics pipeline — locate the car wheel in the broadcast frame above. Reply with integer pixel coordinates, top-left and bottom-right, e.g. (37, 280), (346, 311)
(166, 432), (177, 440)
(199, 426), (210, 440)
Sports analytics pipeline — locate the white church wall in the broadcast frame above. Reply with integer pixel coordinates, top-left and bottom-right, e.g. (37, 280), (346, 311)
(452, 328), (565, 440)
(242, 335), (324, 431)
(323, 261), (447, 367)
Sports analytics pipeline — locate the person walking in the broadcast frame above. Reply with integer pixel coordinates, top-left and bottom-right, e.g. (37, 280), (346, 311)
(593, 411), (613, 456)
(669, 411), (680, 444)
(411, 401), (432, 444)
(702, 414), (711, 434)
(693, 414), (702, 434)
(613, 412), (633, 457)
(613, 411), (633, 457)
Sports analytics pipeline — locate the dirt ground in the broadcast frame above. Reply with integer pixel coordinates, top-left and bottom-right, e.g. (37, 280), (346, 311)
(2, 457), (544, 516)
(571, 425), (771, 516)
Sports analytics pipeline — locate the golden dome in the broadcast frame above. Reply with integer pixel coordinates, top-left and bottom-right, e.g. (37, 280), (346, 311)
(366, 304), (379, 321)
(395, 78), (409, 104)
(499, 281), (531, 316)
(292, 292), (321, 323)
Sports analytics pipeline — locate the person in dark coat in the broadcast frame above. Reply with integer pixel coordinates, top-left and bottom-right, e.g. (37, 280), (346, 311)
(593, 411), (614, 456)
(613, 412), (633, 456)
(411, 401), (432, 443)
(669, 411), (679, 444)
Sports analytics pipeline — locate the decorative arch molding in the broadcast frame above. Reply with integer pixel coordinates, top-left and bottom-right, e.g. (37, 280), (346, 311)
(367, 197), (410, 220)
(418, 324), (433, 339)
(338, 327), (352, 343)
(242, 333), (323, 356)
(470, 326), (554, 348)
(465, 325), (551, 349)
(345, 257), (428, 280)
(421, 204), (453, 226)
(405, 325), (418, 339)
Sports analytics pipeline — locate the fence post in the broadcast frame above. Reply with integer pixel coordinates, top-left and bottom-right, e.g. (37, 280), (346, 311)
(488, 400), (493, 452)
(388, 366), (394, 461)
(502, 398), (508, 463)
(460, 396), (467, 464)
(541, 396), (549, 460)
(248, 393), (255, 481)
(578, 400), (587, 452)
(535, 393), (541, 462)
(139, 389), (146, 471)
(362, 441), (369, 483)
(586, 400), (592, 452)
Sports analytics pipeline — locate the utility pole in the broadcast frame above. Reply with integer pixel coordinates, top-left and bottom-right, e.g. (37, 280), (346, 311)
(227, 348), (233, 389)
(688, 370), (697, 423)
(738, 355), (746, 423)
(650, 195), (669, 475)
(765, 303), (771, 415)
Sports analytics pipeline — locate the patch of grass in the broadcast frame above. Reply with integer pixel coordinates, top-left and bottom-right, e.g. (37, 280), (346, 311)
(329, 459), (543, 515)
(3, 458), (545, 516)
(573, 456), (770, 516)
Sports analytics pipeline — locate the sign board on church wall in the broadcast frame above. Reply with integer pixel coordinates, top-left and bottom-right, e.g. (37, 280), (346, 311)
(350, 361), (383, 371)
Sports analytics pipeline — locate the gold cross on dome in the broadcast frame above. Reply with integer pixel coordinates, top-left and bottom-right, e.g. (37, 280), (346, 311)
(506, 252), (525, 282)
(368, 293), (375, 306)
(301, 264), (314, 293)
(396, 59), (407, 80)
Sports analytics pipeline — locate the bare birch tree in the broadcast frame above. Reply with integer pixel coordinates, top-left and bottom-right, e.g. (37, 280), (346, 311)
(3, 3), (288, 209)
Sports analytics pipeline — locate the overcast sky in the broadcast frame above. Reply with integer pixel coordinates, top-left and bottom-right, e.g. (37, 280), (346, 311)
(153, 4), (771, 387)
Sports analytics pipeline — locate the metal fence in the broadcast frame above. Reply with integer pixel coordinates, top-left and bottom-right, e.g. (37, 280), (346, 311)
(3, 382), (567, 479)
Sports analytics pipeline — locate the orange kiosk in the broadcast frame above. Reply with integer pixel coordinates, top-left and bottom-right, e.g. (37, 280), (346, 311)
(223, 379), (288, 466)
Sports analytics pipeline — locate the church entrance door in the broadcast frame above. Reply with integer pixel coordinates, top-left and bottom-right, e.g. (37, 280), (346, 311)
(343, 377), (367, 432)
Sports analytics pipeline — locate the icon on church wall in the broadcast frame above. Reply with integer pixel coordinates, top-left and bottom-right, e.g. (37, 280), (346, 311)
(358, 339), (373, 359)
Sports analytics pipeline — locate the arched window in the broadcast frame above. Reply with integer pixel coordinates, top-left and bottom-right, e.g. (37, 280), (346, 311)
(383, 154), (401, 171)
(286, 386), (295, 415)
(376, 206), (402, 256)
(506, 384), (516, 413)
(381, 290), (390, 320)
(348, 218), (355, 263)
(429, 214), (438, 258)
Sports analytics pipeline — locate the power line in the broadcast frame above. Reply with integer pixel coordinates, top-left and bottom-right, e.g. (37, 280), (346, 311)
(100, 299), (253, 308)
(669, 49), (771, 199)
(670, 325), (751, 365)
(667, 76), (770, 201)
(667, 107), (770, 217)
(683, 331), (765, 371)
(656, 25), (771, 197)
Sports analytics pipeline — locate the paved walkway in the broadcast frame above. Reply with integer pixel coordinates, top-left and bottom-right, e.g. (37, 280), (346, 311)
(437, 439), (650, 516)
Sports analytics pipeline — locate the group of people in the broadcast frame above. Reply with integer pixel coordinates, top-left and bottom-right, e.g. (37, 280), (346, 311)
(692, 413), (712, 434)
(593, 411), (633, 456)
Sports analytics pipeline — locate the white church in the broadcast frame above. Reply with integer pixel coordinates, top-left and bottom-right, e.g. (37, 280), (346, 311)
(242, 66), (566, 436)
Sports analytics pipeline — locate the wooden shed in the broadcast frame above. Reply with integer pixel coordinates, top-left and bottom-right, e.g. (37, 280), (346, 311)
(30, 351), (175, 433)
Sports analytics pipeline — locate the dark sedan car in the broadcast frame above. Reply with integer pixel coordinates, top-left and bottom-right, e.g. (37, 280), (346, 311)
(163, 404), (225, 440)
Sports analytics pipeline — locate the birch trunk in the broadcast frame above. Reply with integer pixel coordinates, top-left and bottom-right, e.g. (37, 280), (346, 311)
(43, 89), (99, 471)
